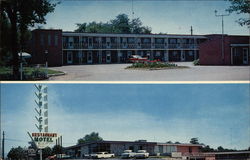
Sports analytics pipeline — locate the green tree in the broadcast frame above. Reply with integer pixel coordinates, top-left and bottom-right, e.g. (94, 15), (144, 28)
(52, 145), (64, 155)
(190, 137), (199, 144)
(2, 0), (57, 79)
(0, 11), (12, 66)
(77, 132), (103, 144)
(111, 14), (131, 33)
(75, 13), (152, 34)
(227, 0), (250, 26)
(217, 146), (224, 152)
(201, 145), (215, 152)
(7, 146), (27, 160)
(43, 147), (53, 159)
(75, 23), (87, 32)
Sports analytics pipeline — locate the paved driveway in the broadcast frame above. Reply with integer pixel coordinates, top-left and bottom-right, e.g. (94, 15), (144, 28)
(48, 62), (250, 81)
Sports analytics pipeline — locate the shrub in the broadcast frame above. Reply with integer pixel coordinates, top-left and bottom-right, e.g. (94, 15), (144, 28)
(193, 59), (200, 65)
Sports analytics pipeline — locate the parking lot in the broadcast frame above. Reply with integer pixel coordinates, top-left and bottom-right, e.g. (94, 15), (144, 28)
(48, 62), (250, 81)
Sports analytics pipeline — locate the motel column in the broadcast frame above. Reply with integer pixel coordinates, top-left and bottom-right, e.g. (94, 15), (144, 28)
(118, 50), (122, 63)
(194, 50), (197, 60)
(164, 50), (169, 62)
(99, 50), (102, 64)
(181, 50), (185, 61)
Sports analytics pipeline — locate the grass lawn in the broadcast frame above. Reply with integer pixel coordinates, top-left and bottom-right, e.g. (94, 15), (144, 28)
(126, 62), (189, 70)
(0, 66), (63, 75)
(0, 66), (64, 80)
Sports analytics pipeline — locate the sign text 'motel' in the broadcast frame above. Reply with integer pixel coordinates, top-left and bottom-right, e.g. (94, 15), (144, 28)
(31, 133), (58, 149)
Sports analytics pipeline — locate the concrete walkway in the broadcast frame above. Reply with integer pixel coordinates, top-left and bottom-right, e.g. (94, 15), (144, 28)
(48, 62), (250, 81)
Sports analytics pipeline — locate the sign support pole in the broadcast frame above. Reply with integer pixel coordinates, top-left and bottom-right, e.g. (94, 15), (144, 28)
(40, 149), (42, 160)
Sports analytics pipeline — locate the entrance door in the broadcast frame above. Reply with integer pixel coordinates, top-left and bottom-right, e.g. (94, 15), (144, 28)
(87, 51), (93, 64)
(106, 51), (111, 63)
(67, 52), (73, 64)
(243, 48), (248, 64)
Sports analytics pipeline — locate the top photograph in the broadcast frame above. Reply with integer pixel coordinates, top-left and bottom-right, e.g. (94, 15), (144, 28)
(1, 0), (249, 81)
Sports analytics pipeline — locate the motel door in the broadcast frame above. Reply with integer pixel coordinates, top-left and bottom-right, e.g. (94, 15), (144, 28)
(87, 52), (93, 64)
(67, 52), (73, 64)
(243, 48), (248, 65)
(106, 51), (111, 63)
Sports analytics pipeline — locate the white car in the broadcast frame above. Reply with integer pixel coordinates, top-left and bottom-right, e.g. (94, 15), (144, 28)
(134, 150), (149, 158)
(90, 152), (115, 159)
(121, 150), (136, 158)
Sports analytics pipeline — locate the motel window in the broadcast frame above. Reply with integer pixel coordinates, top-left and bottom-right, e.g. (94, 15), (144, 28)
(143, 38), (150, 44)
(189, 147), (192, 153)
(40, 34), (44, 45)
(107, 42), (110, 46)
(156, 51), (161, 56)
(122, 38), (127, 43)
(55, 35), (58, 46)
(94, 38), (99, 43)
(48, 34), (51, 45)
(69, 42), (73, 47)
(169, 39), (177, 44)
(182, 39), (187, 44)
(111, 37), (116, 43)
(128, 38), (135, 43)
(63, 37), (67, 43)
(173, 51), (178, 56)
(177, 39), (181, 44)
(189, 51), (193, 56)
(155, 38), (164, 44)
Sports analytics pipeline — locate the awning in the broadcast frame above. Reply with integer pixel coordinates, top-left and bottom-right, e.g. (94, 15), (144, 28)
(18, 52), (32, 58)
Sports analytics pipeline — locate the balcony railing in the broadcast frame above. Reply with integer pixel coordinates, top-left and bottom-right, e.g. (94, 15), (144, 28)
(63, 42), (198, 50)
(155, 44), (165, 49)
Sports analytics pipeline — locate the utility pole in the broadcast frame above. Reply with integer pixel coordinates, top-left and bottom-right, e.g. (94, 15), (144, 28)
(2, 131), (4, 160)
(215, 10), (230, 64)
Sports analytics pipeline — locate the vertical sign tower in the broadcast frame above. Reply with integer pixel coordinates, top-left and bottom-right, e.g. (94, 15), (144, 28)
(34, 84), (48, 133)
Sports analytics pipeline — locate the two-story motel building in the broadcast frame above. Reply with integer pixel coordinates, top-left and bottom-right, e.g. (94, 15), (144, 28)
(28, 29), (249, 66)
(29, 29), (207, 66)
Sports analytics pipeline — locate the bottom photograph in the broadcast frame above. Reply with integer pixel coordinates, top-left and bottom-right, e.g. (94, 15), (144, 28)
(1, 83), (250, 160)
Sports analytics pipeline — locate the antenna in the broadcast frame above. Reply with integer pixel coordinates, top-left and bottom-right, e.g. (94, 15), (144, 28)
(132, 0), (134, 20)
(191, 26), (193, 35)
(34, 84), (48, 133)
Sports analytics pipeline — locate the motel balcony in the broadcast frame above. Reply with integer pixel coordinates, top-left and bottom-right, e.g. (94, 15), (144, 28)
(141, 44), (151, 49)
(63, 42), (199, 50)
(155, 44), (165, 49)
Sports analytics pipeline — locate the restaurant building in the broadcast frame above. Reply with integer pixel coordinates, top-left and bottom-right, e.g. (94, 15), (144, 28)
(65, 140), (202, 158)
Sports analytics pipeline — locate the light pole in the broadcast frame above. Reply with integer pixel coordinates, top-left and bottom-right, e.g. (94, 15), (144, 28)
(20, 51), (23, 80)
(45, 50), (48, 78)
(215, 10), (230, 63)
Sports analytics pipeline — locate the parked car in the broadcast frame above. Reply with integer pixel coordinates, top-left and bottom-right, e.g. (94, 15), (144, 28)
(128, 55), (148, 63)
(90, 152), (115, 159)
(121, 150), (136, 158)
(134, 150), (149, 159)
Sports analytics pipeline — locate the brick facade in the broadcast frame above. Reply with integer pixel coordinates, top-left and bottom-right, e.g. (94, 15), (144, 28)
(28, 29), (63, 66)
(199, 35), (250, 65)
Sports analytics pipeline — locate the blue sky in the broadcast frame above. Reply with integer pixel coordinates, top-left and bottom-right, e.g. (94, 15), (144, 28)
(39, 0), (250, 35)
(1, 83), (250, 154)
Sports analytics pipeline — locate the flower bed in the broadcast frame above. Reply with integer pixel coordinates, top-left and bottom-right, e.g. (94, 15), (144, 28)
(126, 61), (188, 70)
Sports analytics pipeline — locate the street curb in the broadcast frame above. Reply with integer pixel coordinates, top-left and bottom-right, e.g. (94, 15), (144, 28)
(48, 72), (66, 77)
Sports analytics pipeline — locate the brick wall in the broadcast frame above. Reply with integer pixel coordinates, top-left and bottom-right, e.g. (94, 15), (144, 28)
(199, 35), (249, 65)
(28, 29), (63, 66)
